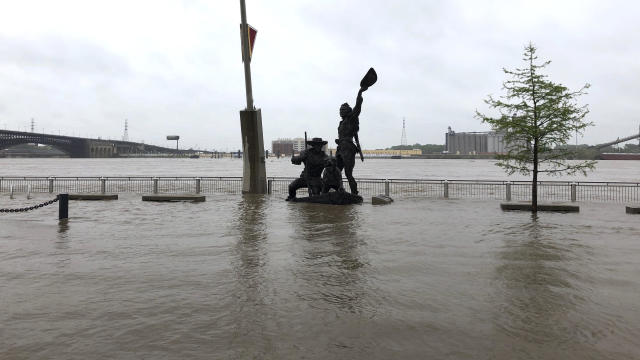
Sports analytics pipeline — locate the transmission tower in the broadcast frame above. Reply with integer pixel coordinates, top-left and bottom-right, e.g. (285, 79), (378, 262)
(30, 118), (35, 133)
(122, 119), (129, 141)
(400, 117), (407, 146)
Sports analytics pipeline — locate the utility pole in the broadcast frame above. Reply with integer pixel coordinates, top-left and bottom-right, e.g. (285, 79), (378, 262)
(240, 0), (254, 110)
(238, 0), (267, 193)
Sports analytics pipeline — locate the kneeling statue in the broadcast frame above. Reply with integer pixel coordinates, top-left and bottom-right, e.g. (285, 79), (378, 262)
(286, 137), (328, 201)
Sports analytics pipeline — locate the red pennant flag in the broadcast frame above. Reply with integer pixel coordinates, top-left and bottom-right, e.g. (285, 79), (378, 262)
(248, 25), (257, 59)
(240, 24), (258, 62)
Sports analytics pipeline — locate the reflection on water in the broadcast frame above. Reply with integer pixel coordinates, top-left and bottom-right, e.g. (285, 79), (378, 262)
(289, 203), (370, 314)
(492, 214), (594, 356)
(228, 194), (272, 355)
(55, 219), (71, 267)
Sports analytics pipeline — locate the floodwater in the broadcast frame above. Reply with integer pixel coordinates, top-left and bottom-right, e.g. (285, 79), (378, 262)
(1, 159), (640, 359)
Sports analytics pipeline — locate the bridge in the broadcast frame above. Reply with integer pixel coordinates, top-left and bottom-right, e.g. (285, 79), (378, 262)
(595, 132), (640, 149)
(0, 129), (211, 158)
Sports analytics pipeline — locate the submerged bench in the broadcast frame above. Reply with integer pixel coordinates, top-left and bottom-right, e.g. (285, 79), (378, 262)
(69, 193), (118, 200)
(142, 194), (206, 202)
(626, 205), (640, 214)
(501, 202), (579, 212)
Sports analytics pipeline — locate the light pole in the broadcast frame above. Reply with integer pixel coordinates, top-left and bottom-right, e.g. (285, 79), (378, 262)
(240, 0), (254, 110)
(238, 0), (267, 193)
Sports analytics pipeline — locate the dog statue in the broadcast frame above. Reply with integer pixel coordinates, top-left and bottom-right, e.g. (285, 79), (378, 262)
(321, 157), (345, 194)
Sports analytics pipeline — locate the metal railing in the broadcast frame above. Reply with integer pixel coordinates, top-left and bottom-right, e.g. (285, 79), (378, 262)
(1, 176), (639, 203)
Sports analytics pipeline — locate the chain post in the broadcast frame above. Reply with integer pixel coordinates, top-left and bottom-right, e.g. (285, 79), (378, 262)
(100, 177), (106, 194)
(27, 185), (32, 199)
(195, 177), (201, 194)
(571, 182), (577, 202)
(506, 181), (511, 201)
(267, 178), (272, 194)
(385, 179), (390, 196)
(10, 185), (14, 199)
(58, 193), (69, 220)
(48, 177), (54, 193)
(153, 178), (159, 194)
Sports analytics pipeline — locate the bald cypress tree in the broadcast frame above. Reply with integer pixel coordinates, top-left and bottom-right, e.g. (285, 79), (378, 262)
(476, 43), (596, 212)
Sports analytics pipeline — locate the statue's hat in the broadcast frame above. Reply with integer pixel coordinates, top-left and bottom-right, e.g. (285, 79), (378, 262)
(306, 137), (328, 145)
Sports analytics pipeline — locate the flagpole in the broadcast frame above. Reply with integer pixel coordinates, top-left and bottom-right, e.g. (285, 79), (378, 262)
(239, 0), (254, 110)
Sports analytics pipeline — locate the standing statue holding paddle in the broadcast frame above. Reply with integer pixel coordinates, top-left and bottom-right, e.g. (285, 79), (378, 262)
(335, 67), (377, 195)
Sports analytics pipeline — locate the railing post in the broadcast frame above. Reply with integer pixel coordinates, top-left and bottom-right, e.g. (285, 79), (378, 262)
(443, 180), (449, 199)
(100, 177), (106, 194)
(153, 177), (159, 194)
(10, 185), (14, 199)
(571, 182), (577, 202)
(27, 185), (32, 199)
(267, 178), (273, 194)
(58, 193), (69, 220)
(195, 177), (201, 194)
(48, 177), (54, 193)
(384, 179), (390, 196)
(506, 181), (511, 201)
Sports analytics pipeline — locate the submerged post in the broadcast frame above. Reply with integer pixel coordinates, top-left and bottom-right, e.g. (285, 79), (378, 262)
(153, 177), (159, 194)
(100, 177), (106, 194)
(195, 177), (201, 194)
(443, 180), (449, 199)
(238, 0), (267, 194)
(58, 193), (69, 220)
(384, 179), (390, 196)
(505, 181), (511, 201)
(48, 177), (54, 193)
(571, 182), (577, 202)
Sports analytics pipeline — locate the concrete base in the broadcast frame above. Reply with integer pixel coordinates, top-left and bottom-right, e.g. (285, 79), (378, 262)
(289, 191), (363, 205)
(501, 202), (579, 212)
(240, 109), (267, 194)
(142, 194), (205, 202)
(626, 205), (640, 214)
(372, 194), (394, 205)
(69, 193), (118, 200)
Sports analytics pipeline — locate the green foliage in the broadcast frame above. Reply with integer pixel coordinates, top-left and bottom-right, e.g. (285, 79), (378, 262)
(388, 143), (445, 153)
(476, 43), (596, 175)
(475, 43), (596, 210)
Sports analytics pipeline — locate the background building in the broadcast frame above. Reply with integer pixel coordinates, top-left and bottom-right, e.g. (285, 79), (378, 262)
(361, 149), (422, 157)
(271, 137), (327, 156)
(445, 127), (507, 154)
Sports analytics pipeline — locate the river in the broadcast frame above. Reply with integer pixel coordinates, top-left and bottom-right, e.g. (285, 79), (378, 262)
(1, 159), (639, 359)
(0, 157), (639, 182)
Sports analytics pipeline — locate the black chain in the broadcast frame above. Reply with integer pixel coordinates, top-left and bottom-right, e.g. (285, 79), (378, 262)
(0, 196), (59, 213)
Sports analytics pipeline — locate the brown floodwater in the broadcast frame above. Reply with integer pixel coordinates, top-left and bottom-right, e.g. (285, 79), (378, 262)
(1, 191), (639, 359)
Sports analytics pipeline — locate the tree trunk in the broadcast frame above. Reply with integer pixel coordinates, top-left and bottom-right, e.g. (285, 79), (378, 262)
(532, 139), (538, 212)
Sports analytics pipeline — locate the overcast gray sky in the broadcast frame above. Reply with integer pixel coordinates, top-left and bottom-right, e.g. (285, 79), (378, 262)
(1, 0), (639, 150)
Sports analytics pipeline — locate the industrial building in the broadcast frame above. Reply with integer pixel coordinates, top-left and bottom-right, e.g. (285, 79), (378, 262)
(272, 137), (329, 156)
(445, 127), (508, 154)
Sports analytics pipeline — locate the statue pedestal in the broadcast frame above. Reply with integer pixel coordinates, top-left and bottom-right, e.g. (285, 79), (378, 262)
(288, 191), (363, 205)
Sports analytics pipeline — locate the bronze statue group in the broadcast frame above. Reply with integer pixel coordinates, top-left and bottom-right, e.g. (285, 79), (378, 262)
(286, 68), (377, 203)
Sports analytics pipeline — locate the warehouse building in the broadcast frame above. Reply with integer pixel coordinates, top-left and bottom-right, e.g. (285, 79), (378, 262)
(271, 137), (328, 156)
(445, 127), (508, 154)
